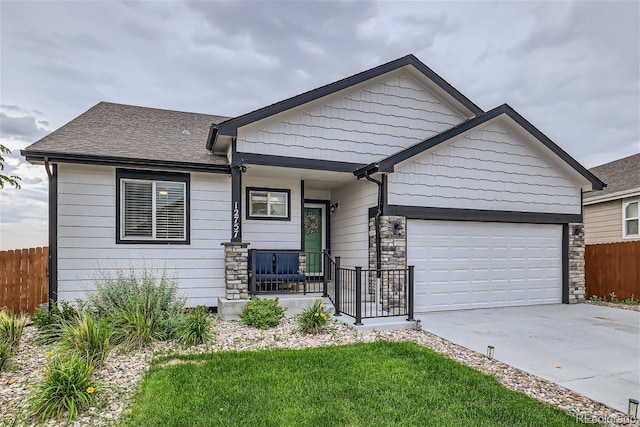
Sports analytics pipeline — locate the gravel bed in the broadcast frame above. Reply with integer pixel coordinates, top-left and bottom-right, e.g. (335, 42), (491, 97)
(586, 300), (640, 312)
(1, 317), (637, 426)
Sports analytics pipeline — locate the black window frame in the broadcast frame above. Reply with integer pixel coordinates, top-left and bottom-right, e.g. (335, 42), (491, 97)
(116, 169), (191, 245)
(246, 187), (291, 221)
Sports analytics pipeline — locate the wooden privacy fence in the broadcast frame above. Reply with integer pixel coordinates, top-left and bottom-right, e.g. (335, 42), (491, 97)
(0, 247), (49, 314)
(585, 241), (640, 300)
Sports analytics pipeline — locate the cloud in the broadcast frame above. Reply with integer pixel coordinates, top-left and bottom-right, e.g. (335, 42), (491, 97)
(0, 0), (638, 249)
(0, 112), (49, 141)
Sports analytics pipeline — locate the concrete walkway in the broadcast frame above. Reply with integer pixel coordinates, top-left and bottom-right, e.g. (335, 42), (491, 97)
(417, 304), (640, 413)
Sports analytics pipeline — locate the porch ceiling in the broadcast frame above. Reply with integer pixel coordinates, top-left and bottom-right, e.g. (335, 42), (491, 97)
(244, 164), (356, 190)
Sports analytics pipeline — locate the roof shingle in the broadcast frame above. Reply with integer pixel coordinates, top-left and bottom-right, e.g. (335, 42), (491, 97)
(584, 153), (640, 201)
(23, 102), (230, 167)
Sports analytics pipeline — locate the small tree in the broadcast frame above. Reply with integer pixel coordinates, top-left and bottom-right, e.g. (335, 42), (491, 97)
(0, 144), (21, 189)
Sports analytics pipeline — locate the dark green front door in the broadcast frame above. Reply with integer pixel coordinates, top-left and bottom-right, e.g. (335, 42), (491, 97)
(303, 207), (323, 274)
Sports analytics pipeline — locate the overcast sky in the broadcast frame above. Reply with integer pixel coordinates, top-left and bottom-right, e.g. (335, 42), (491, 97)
(0, 0), (638, 250)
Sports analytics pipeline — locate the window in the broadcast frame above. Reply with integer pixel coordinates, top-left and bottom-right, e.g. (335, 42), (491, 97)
(247, 187), (290, 220)
(624, 201), (639, 237)
(116, 169), (190, 244)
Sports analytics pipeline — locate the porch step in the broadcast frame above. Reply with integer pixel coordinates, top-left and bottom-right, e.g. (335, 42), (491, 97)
(334, 314), (417, 332)
(217, 295), (333, 321)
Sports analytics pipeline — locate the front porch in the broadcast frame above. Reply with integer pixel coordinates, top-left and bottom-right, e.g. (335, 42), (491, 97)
(221, 247), (415, 325)
(221, 162), (415, 324)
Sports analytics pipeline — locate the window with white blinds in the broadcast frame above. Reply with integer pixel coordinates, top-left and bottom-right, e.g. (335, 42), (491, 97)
(118, 173), (188, 242)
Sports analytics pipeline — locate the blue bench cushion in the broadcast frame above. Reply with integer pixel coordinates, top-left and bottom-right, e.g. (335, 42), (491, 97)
(254, 273), (306, 282)
(250, 251), (306, 284)
(275, 253), (299, 274)
(254, 252), (273, 274)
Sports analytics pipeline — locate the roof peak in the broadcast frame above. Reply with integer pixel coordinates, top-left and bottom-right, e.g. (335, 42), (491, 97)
(213, 54), (483, 142)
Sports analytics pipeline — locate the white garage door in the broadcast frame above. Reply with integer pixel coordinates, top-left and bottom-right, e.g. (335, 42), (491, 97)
(408, 220), (562, 312)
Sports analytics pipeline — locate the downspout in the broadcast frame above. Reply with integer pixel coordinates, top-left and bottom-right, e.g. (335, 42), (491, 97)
(44, 158), (57, 308)
(364, 170), (383, 276)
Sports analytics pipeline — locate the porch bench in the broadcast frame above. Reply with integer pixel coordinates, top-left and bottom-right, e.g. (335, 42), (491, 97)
(250, 251), (306, 292)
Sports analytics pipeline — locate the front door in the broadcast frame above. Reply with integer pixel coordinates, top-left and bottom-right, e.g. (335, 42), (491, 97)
(303, 205), (325, 275)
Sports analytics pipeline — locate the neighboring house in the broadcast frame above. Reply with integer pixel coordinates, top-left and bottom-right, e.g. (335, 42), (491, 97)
(583, 153), (640, 244)
(22, 54), (604, 315)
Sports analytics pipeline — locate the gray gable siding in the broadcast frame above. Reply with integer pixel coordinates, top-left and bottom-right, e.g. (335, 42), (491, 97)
(387, 121), (582, 215)
(237, 72), (465, 165)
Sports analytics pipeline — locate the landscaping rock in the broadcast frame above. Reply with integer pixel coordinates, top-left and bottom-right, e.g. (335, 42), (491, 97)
(1, 317), (636, 426)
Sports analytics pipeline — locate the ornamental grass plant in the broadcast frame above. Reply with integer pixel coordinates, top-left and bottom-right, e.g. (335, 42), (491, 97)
(178, 305), (214, 347)
(28, 353), (100, 423)
(60, 311), (112, 367)
(31, 301), (78, 345)
(85, 269), (185, 350)
(0, 308), (28, 353)
(297, 299), (331, 334)
(0, 341), (12, 371)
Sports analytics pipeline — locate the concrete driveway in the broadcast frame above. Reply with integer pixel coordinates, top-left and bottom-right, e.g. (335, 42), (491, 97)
(417, 304), (640, 413)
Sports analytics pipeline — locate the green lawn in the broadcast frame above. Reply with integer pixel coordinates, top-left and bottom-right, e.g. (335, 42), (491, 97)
(124, 341), (582, 426)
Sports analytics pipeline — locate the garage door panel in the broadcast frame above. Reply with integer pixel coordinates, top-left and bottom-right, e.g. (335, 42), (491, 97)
(409, 220), (562, 312)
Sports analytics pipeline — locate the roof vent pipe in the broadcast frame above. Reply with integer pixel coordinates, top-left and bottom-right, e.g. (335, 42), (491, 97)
(182, 115), (191, 136)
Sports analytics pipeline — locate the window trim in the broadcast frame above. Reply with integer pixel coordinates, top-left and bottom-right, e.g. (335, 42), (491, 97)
(116, 169), (190, 245)
(246, 187), (291, 221)
(623, 199), (639, 239)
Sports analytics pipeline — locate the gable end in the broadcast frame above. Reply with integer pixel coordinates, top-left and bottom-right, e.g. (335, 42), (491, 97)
(375, 104), (604, 191)
(212, 54), (483, 142)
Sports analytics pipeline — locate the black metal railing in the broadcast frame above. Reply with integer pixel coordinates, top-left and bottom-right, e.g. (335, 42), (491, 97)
(249, 249), (415, 325)
(324, 253), (414, 325)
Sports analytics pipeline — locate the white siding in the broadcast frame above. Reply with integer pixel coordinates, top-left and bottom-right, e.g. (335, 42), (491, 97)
(387, 121), (582, 214)
(305, 189), (331, 201)
(330, 180), (377, 268)
(56, 164), (230, 307)
(237, 71), (464, 164)
(242, 176), (301, 250)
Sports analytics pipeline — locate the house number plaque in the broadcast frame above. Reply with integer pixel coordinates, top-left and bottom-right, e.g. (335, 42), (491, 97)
(232, 201), (240, 239)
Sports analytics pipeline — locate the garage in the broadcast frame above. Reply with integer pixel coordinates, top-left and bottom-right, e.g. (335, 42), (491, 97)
(408, 220), (562, 313)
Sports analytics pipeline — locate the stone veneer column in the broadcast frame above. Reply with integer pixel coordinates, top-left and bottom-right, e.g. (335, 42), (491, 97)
(369, 216), (407, 313)
(222, 242), (249, 300)
(567, 223), (586, 304)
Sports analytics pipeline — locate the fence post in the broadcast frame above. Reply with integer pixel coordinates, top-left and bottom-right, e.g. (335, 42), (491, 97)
(355, 266), (363, 325)
(322, 251), (329, 297)
(407, 266), (415, 321)
(334, 256), (341, 316)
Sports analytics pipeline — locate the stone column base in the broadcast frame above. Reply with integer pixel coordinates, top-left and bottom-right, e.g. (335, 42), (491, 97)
(222, 242), (249, 300)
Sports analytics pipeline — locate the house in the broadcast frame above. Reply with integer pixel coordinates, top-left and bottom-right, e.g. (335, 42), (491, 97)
(583, 153), (639, 244)
(22, 54), (604, 317)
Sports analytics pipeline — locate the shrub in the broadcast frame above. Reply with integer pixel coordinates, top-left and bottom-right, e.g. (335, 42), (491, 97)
(86, 270), (185, 349)
(31, 301), (77, 328)
(179, 305), (214, 347)
(31, 301), (78, 345)
(240, 297), (285, 330)
(297, 299), (331, 334)
(0, 308), (28, 353)
(87, 269), (185, 318)
(28, 354), (100, 423)
(60, 312), (112, 367)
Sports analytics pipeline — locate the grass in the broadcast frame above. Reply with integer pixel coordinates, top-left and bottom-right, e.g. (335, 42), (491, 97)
(125, 341), (582, 427)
